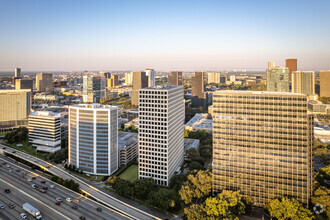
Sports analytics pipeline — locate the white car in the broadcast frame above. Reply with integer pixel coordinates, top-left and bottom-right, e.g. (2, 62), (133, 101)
(66, 198), (72, 203)
(50, 185), (54, 189)
(8, 170), (12, 173)
(27, 178), (32, 182)
(20, 213), (27, 219)
(56, 197), (62, 202)
(31, 184), (37, 189)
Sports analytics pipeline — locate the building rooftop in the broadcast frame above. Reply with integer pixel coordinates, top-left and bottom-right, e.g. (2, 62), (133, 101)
(214, 90), (306, 96)
(0, 89), (31, 93)
(141, 84), (183, 90)
(70, 104), (117, 110)
(30, 111), (61, 118)
(185, 113), (213, 131)
(118, 131), (138, 150)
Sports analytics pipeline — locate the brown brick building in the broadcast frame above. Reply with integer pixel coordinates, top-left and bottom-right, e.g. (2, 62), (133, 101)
(131, 71), (148, 106)
(320, 70), (330, 97)
(191, 72), (207, 109)
(285, 58), (297, 83)
(168, 71), (182, 85)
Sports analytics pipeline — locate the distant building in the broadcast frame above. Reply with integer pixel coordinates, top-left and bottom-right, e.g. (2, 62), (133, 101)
(53, 81), (67, 87)
(29, 111), (61, 153)
(208, 72), (221, 84)
(107, 74), (119, 88)
(229, 75), (236, 82)
(36, 73), (53, 92)
(268, 61), (275, 70)
(139, 85), (184, 186)
(69, 104), (118, 175)
(83, 76), (106, 103)
(292, 71), (315, 95)
(191, 72), (207, 109)
(308, 100), (329, 114)
(131, 71), (148, 106)
(15, 67), (21, 78)
(267, 67), (290, 92)
(118, 132), (138, 167)
(0, 89), (32, 128)
(220, 76), (227, 84)
(213, 91), (313, 206)
(101, 72), (111, 79)
(320, 70), (330, 97)
(185, 113), (212, 133)
(146, 69), (156, 87)
(34, 93), (60, 101)
(15, 79), (33, 91)
(286, 58), (297, 83)
(168, 71), (183, 86)
(125, 72), (133, 85)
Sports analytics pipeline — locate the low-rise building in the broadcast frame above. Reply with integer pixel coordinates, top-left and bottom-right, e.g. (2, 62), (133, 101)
(308, 100), (329, 114)
(118, 132), (138, 167)
(34, 93), (61, 101)
(185, 113), (213, 133)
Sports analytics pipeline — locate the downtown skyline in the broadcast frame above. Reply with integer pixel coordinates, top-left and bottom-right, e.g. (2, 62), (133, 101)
(0, 0), (330, 71)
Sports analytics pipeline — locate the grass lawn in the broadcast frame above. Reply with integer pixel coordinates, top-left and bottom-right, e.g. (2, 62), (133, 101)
(119, 164), (138, 182)
(0, 132), (8, 137)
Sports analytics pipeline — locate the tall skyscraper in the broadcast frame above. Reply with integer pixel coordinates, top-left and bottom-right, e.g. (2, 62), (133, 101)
(213, 91), (313, 206)
(292, 71), (315, 95)
(36, 73), (53, 92)
(15, 67), (21, 78)
(83, 76), (106, 103)
(168, 71), (183, 85)
(101, 72), (111, 79)
(131, 71), (148, 106)
(320, 70), (330, 97)
(29, 111), (61, 153)
(266, 67), (290, 92)
(191, 72), (207, 109)
(107, 74), (119, 88)
(138, 85), (184, 186)
(286, 58), (297, 83)
(208, 72), (221, 84)
(68, 104), (118, 175)
(0, 89), (31, 127)
(146, 69), (156, 87)
(268, 61), (275, 70)
(125, 72), (133, 85)
(15, 79), (33, 91)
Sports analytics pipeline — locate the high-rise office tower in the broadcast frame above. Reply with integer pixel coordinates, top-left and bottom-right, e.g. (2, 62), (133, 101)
(268, 61), (275, 70)
(146, 69), (156, 87)
(191, 72), (207, 109)
(29, 111), (61, 153)
(208, 72), (221, 84)
(286, 58), (297, 83)
(36, 73), (53, 92)
(213, 91), (313, 206)
(292, 71), (315, 95)
(168, 71), (183, 85)
(107, 74), (119, 88)
(266, 67), (290, 92)
(15, 79), (33, 91)
(320, 70), (330, 97)
(131, 71), (148, 106)
(101, 72), (111, 79)
(83, 76), (106, 103)
(0, 89), (32, 127)
(138, 85), (184, 186)
(68, 104), (118, 175)
(125, 72), (133, 85)
(15, 67), (21, 78)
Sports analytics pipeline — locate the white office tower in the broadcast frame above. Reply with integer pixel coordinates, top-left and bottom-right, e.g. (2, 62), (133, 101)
(268, 61), (275, 70)
(125, 72), (133, 85)
(29, 111), (61, 153)
(208, 72), (221, 84)
(68, 104), (118, 175)
(145, 69), (156, 87)
(138, 85), (184, 186)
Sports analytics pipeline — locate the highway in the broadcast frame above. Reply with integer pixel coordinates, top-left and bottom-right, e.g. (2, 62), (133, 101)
(0, 154), (127, 220)
(0, 144), (163, 220)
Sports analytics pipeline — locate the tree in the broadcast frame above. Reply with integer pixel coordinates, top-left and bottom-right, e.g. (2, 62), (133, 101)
(265, 197), (314, 220)
(133, 178), (157, 200)
(188, 161), (205, 171)
(184, 204), (207, 220)
(311, 186), (330, 218)
(179, 170), (212, 204)
(146, 188), (175, 211)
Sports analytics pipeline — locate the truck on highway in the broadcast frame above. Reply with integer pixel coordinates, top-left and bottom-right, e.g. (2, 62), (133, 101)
(22, 203), (42, 219)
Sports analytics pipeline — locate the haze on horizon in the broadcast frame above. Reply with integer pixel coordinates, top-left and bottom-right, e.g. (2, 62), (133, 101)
(0, 0), (329, 72)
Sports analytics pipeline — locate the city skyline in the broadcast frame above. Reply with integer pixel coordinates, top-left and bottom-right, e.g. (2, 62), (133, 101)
(0, 0), (330, 71)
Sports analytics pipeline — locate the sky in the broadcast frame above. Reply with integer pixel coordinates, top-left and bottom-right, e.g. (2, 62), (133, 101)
(0, 0), (329, 71)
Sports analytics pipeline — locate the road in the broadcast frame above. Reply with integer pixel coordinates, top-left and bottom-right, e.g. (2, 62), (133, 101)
(0, 154), (126, 220)
(0, 144), (163, 220)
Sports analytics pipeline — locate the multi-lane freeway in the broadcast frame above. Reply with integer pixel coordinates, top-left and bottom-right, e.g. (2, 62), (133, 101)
(0, 154), (127, 220)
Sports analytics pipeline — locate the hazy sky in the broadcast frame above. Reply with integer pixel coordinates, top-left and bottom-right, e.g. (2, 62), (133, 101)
(0, 0), (329, 71)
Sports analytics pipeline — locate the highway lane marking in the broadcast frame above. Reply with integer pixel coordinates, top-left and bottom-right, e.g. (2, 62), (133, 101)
(0, 177), (71, 220)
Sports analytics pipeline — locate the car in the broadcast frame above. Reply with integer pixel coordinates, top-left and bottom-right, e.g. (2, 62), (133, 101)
(96, 207), (102, 212)
(8, 170), (12, 173)
(27, 178), (32, 182)
(0, 205), (4, 209)
(31, 177), (36, 180)
(6, 165), (10, 168)
(40, 180), (45, 184)
(72, 205), (78, 210)
(49, 185), (54, 189)
(56, 197), (62, 202)
(75, 199), (80, 203)
(66, 198), (72, 203)
(4, 189), (10, 193)
(80, 216), (86, 220)
(20, 213), (27, 219)
(8, 203), (14, 209)
(31, 184), (37, 189)
(12, 151), (16, 153)
(16, 169), (20, 172)
(55, 202), (60, 206)
(2, 147), (6, 149)
(43, 186), (48, 190)
(22, 172), (26, 175)
(38, 189), (46, 193)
